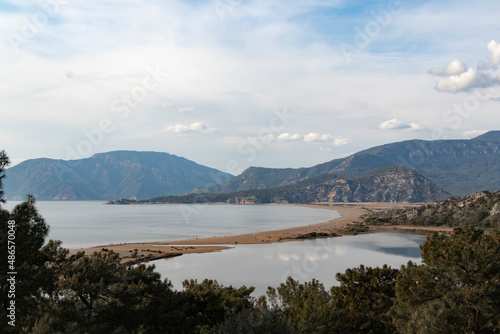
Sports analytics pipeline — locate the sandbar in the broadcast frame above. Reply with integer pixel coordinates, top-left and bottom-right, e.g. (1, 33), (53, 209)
(70, 202), (418, 263)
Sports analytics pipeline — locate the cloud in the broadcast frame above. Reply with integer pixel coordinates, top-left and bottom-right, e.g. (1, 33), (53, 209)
(434, 68), (483, 93)
(462, 130), (488, 139)
(408, 123), (424, 131)
(178, 106), (194, 113)
(379, 119), (423, 131)
(430, 40), (500, 93)
(478, 40), (500, 70)
(303, 132), (333, 143)
(428, 60), (467, 76)
(163, 122), (215, 134)
(319, 147), (332, 152)
(277, 133), (302, 142)
(332, 137), (351, 146)
(487, 40), (500, 68)
(379, 119), (407, 130)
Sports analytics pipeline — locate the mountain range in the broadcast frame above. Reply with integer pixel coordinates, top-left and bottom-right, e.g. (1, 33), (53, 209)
(4, 151), (232, 200)
(108, 165), (450, 204)
(5, 131), (500, 202)
(211, 131), (500, 197)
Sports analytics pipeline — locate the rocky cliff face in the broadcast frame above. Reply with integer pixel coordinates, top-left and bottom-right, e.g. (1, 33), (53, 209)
(284, 166), (450, 203)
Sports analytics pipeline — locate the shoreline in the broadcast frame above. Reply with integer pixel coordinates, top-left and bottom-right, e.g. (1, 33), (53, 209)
(70, 202), (420, 263)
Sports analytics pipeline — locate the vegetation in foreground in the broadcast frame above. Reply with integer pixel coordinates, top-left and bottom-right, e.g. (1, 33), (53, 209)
(1, 151), (499, 333)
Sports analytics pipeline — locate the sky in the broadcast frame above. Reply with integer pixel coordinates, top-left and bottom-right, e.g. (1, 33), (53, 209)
(1, 0), (499, 175)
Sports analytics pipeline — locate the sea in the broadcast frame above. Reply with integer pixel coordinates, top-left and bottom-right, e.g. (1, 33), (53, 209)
(2, 201), (340, 249)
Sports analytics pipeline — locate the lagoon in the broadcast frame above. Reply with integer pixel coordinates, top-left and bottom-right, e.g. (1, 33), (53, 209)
(152, 231), (425, 296)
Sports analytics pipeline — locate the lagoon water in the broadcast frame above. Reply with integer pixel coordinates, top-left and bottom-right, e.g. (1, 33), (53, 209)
(3, 201), (340, 249)
(152, 231), (425, 296)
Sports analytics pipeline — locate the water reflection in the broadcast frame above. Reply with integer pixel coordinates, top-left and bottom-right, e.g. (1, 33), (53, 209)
(153, 231), (425, 297)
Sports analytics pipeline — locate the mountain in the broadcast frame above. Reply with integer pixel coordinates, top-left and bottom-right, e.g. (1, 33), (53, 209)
(4, 151), (232, 200)
(361, 190), (500, 229)
(209, 158), (346, 193)
(213, 131), (500, 197)
(109, 166), (450, 204)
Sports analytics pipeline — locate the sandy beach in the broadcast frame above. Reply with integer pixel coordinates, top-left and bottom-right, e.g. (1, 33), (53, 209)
(71, 202), (427, 263)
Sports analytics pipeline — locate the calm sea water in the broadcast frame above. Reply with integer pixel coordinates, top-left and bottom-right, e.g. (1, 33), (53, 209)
(3, 201), (340, 249)
(152, 231), (425, 296)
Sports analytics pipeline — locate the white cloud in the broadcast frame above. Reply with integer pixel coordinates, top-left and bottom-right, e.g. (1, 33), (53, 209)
(379, 119), (408, 130)
(304, 132), (333, 143)
(163, 122), (215, 134)
(428, 60), (466, 76)
(178, 107), (194, 113)
(479, 40), (500, 70)
(319, 146), (332, 152)
(379, 119), (423, 131)
(463, 130), (488, 139)
(434, 68), (482, 93)
(277, 133), (302, 142)
(488, 40), (500, 68)
(332, 137), (351, 146)
(430, 40), (500, 93)
(262, 134), (274, 143)
(408, 123), (424, 131)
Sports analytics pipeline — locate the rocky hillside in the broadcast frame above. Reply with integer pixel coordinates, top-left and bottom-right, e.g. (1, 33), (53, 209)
(213, 131), (500, 197)
(108, 166), (450, 204)
(5, 151), (232, 200)
(361, 190), (500, 229)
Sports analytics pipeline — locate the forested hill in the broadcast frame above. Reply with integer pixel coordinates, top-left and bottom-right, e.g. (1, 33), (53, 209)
(107, 166), (450, 204)
(361, 190), (500, 229)
(213, 131), (500, 197)
(4, 151), (232, 200)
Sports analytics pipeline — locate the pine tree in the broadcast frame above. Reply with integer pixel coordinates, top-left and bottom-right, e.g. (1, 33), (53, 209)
(0, 150), (10, 204)
(392, 227), (500, 333)
(330, 264), (399, 333)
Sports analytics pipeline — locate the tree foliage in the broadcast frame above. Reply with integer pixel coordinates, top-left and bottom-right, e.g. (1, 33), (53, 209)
(391, 227), (500, 333)
(0, 150), (10, 203)
(330, 265), (399, 333)
(181, 279), (255, 333)
(0, 195), (51, 332)
(267, 278), (332, 334)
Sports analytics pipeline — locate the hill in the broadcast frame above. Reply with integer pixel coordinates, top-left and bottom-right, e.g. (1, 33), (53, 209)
(213, 131), (500, 197)
(361, 190), (500, 229)
(4, 151), (232, 200)
(108, 166), (450, 204)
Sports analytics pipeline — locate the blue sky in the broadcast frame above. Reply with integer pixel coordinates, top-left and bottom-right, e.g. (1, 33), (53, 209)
(1, 0), (499, 174)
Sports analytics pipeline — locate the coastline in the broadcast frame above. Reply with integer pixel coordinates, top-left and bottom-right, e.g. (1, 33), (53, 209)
(70, 202), (419, 263)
